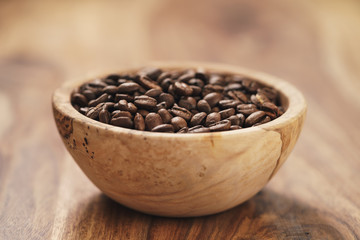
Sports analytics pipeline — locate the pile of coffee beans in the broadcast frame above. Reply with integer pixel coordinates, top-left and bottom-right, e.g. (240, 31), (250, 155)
(71, 67), (284, 133)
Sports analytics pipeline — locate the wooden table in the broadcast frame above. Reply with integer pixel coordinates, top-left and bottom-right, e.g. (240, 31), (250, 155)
(1, 0), (359, 239)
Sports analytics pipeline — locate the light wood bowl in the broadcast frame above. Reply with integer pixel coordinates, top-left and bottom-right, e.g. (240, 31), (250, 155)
(52, 62), (306, 217)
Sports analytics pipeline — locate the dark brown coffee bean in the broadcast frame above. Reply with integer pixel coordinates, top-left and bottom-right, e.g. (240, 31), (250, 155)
(117, 99), (129, 111)
(79, 107), (89, 115)
(174, 82), (193, 96)
(112, 111), (132, 119)
(204, 92), (222, 107)
(114, 93), (134, 102)
(86, 107), (101, 119)
(99, 109), (111, 123)
(242, 78), (260, 93)
(145, 88), (162, 98)
(190, 112), (207, 127)
(261, 102), (279, 114)
(71, 93), (88, 107)
(254, 116), (271, 126)
(177, 127), (189, 133)
(237, 113), (245, 127)
(178, 70), (195, 82)
(171, 117), (187, 132)
(127, 102), (137, 114)
(134, 113), (145, 130)
(145, 113), (163, 130)
(227, 115), (240, 125)
(139, 67), (162, 80)
(110, 117), (133, 128)
(225, 83), (242, 91)
(82, 90), (96, 101)
(170, 105), (192, 121)
(105, 74), (121, 81)
(160, 78), (173, 91)
(188, 125), (210, 133)
(156, 102), (167, 111)
(178, 96), (197, 110)
(188, 78), (205, 88)
(218, 100), (240, 109)
(219, 108), (235, 119)
(264, 111), (277, 119)
(190, 85), (202, 96)
(227, 90), (248, 103)
(195, 68), (207, 81)
(205, 112), (221, 126)
(134, 95), (157, 110)
(211, 107), (220, 112)
(103, 78), (118, 86)
(197, 99), (211, 113)
(88, 93), (109, 107)
(103, 102), (115, 111)
(230, 125), (241, 130)
(244, 111), (266, 127)
(118, 82), (140, 93)
(151, 124), (175, 133)
(158, 93), (175, 108)
(209, 120), (231, 132)
(191, 109), (199, 115)
(89, 80), (107, 88)
(257, 87), (278, 101)
(209, 74), (225, 85)
(158, 109), (173, 124)
(103, 85), (119, 95)
(137, 75), (162, 90)
(158, 72), (172, 82)
(237, 104), (258, 116)
(117, 78), (128, 84)
(138, 109), (149, 117)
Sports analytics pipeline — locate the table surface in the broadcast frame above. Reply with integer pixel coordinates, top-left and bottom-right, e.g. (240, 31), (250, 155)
(1, 0), (360, 239)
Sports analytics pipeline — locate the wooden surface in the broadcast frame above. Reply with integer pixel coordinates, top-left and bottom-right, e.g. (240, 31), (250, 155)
(0, 0), (359, 239)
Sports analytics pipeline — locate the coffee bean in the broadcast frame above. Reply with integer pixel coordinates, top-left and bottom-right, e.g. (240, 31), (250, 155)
(190, 86), (202, 96)
(118, 82), (140, 93)
(158, 72), (172, 82)
(237, 104), (258, 116)
(86, 107), (101, 119)
(134, 95), (157, 110)
(194, 68), (207, 82)
(227, 90), (248, 103)
(178, 70), (195, 82)
(103, 78), (118, 86)
(204, 92), (222, 107)
(237, 113), (245, 127)
(257, 87), (278, 101)
(177, 127), (189, 133)
(137, 75), (162, 90)
(171, 117), (187, 132)
(111, 117), (133, 128)
(209, 120), (231, 132)
(230, 125), (241, 130)
(219, 108), (235, 119)
(158, 109), (173, 124)
(79, 107), (89, 115)
(156, 102), (167, 111)
(71, 93), (88, 107)
(188, 78), (205, 88)
(151, 124), (175, 133)
(178, 96), (197, 110)
(139, 67), (162, 80)
(170, 105), (192, 121)
(89, 80), (107, 88)
(227, 115), (240, 125)
(159, 93), (175, 108)
(224, 83), (242, 91)
(134, 113), (145, 130)
(145, 88), (162, 98)
(197, 99), (211, 113)
(211, 107), (220, 112)
(114, 93), (134, 102)
(261, 102), (279, 115)
(188, 125), (210, 133)
(242, 78), (260, 93)
(174, 82), (193, 96)
(205, 112), (221, 126)
(160, 78), (173, 91)
(88, 93), (109, 107)
(218, 100), (240, 109)
(190, 112), (207, 127)
(82, 90), (96, 101)
(254, 116), (271, 126)
(244, 111), (266, 127)
(112, 110), (132, 119)
(103, 85), (119, 95)
(209, 74), (225, 85)
(202, 84), (224, 97)
(99, 109), (111, 123)
(145, 113), (163, 130)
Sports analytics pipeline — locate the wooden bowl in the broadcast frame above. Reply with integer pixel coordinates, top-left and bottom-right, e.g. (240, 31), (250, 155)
(52, 62), (306, 217)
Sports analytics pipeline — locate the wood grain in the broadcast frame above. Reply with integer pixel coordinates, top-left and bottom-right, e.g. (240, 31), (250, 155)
(0, 0), (359, 239)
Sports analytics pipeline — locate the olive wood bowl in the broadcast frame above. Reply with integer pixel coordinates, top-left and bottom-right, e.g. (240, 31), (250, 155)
(52, 62), (306, 217)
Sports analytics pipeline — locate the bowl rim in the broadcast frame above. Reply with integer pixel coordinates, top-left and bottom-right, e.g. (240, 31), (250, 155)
(52, 61), (307, 139)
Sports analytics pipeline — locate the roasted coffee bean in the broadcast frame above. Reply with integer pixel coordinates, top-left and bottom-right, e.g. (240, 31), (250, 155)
(205, 112), (221, 126)
(209, 120), (231, 132)
(158, 109), (173, 124)
(177, 127), (189, 133)
(178, 70), (195, 82)
(227, 115), (240, 125)
(138, 109), (149, 117)
(103, 78), (118, 86)
(111, 117), (133, 128)
(114, 93), (134, 102)
(145, 113), (163, 130)
(190, 86), (202, 96)
(71, 93), (88, 107)
(105, 74), (121, 81)
(244, 111), (266, 127)
(82, 90), (97, 101)
(197, 99), (211, 113)
(134, 95), (157, 110)
(112, 110), (133, 119)
(103, 102), (115, 111)
(137, 75), (162, 90)
(211, 107), (220, 112)
(202, 84), (224, 96)
(118, 78), (128, 85)
(219, 108), (235, 119)
(171, 117), (187, 132)
(118, 82), (140, 93)
(88, 93), (109, 107)
(151, 124), (175, 133)
(194, 68), (207, 81)
(254, 116), (271, 126)
(218, 100), (240, 109)
(237, 104), (258, 116)
(159, 93), (175, 108)
(158, 72), (172, 82)
(204, 92), (222, 107)
(188, 78), (205, 88)
(261, 102), (279, 114)
(86, 107), (100, 119)
(99, 109), (111, 123)
(257, 87), (278, 101)
(191, 109), (199, 115)
(209, 74), (225, 85)
(145, 88), (162, 98)
(264, 111), (277, 119)
(79, 107), (89, 115)
(242, 79), (260, 93)
(190, 112), (207, 127)
(174, 82), (193, 96)
(230, 125), (241, 130)
(127, 102), (137, 114)
(134, 113), (145, 130)
(160, 78), (173, 91)
(103, 85), (119, 95)
(170, 105), (192, 121)
(224, 83), (242, 91)
(89, 80), (107, 88)
(188, 125), (210, 133)
(156, 102), (167, 111)
(139, 67), (162, 80)
(227, 90), (248, 103)
(178, 96), (197, 110)
(237, 113), (245, 127)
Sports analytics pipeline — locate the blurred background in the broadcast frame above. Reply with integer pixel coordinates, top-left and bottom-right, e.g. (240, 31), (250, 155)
(1, 0), (360, 239)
